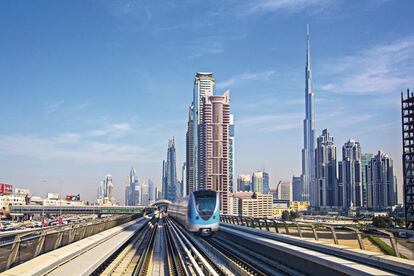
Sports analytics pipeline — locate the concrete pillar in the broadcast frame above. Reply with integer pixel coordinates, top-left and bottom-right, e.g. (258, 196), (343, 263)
(326, 226), (338, 245)
(311, 225), (318, 240)
(265, 220), (270, 231)
(296, 223), (303, 238)
(34, 232), (46, 257)
(6, 235), (21, 270)
(273, 220), (279, 233)
(284, 222), (290, 234)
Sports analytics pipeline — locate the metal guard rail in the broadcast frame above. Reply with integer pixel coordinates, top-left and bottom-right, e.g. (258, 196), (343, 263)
(0, 214), (141, 272)
(220, 215), (403, 258)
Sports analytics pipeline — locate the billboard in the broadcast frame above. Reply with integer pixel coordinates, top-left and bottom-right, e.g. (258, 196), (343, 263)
(47, 193), (59, 200)
(66, 194), (80, 201)
(0, 183), (13, 195)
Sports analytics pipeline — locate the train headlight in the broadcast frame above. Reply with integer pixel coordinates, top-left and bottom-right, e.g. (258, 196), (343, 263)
(213, 216), (216, 219)
(196, 216), (199, 220)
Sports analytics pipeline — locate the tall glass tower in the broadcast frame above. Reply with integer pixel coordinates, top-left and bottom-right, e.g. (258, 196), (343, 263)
(301, 25), (316, 203)
(166, 138), (177, 202)
(192, 72), (215, 192)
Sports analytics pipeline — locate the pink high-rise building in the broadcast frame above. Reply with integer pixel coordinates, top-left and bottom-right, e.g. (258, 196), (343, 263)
(199, 90), (231, 213)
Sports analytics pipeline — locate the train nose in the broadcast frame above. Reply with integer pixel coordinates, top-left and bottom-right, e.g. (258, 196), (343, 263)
(200, 228), (211, 236)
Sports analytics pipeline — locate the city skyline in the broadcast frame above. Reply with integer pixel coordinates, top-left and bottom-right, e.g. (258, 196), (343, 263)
(0, 1), (412, 202)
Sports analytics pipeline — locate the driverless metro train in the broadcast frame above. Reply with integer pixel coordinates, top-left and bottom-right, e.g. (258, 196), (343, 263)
(168, 190), (220, 235)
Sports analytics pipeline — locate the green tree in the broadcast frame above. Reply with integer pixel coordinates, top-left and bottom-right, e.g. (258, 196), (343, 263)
(372, 216), (393, 228)
(395, 217), (405, 227)
(281, 210), (290, 221)
(289, 210), (299, 220)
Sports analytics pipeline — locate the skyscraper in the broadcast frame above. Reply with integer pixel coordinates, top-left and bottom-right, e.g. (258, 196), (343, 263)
(199, 90), (230, 213)
(191, 72), (215, 192)
(402, 89), (414, 229)
(97, 174), (115, 205)
(125, 186), (131, 206)
(252, 170), (269, 194)
(140, 180), (149, 206)
(186, 105), (194, 196)
(229, 114), (235, 193)
(292, 176), (302, 201)
(165, 138), (177, 202)
(361, 153), (373, 207)
(162, 160), (167, 199)
(148, 178), (154, 203)
(180, 162), (186, 197)
(301, 25), (316, 203)
(315, 129), (337, 208)
(276, 180), (292, 201)
(338, 139), (362, 209)
(237, 174), (252, 192)
(129, 167), (137, 206)
(368, 151), (397, 209)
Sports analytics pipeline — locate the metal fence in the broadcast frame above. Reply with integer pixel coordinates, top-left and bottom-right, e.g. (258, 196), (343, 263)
(220, 215), (414, 260)
(0, 214), (141, 272)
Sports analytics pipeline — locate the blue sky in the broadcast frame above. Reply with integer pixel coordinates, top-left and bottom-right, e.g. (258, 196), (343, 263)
(0, 0), (412, 202)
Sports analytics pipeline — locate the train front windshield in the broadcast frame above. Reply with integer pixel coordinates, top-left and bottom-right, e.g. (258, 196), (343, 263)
(195, 195), (216, 220)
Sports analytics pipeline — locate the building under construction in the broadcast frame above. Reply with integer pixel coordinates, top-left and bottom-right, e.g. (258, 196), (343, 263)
(401, 89), (414, 230)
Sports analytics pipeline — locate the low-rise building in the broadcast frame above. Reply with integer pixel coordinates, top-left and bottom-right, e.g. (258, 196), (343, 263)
(228, 196), (239, 216)
(273, 206), (291, 219)
(232, 192), (273, 218)
(0, 195), (26, 216)
(290, 201), (310, 212)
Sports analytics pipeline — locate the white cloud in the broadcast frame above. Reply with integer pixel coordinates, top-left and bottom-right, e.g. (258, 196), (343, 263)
(0, 133), (155, 163)
(186, 41), (224, 59)
(245, 0), (334, 14)
(217, 70), (275, 89)
(319, 36), (414, 94)
(45, 100), (65, 114)
(88, 123), (132, 137)
(238, 112), (303, 133)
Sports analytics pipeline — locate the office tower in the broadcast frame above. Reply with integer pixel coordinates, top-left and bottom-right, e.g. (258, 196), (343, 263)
(162, 160), (167, 199)
(338, 139), (362, 209)
(276, 181), (292, 201)
(165, 138), (177, 202)
(252, 170), (270, 194)
(402, 89), (414, 230)
(140, 179), (150, 206)
(199, 90), (230, 213)
(155, 187), (160, 201)
(237, 174), (252, 192)
(106, 175), (114, 204)
(301, 25), (316, 203)
(186, 105), (195, 195)
(229, 114), (235, 193)
(315, 129), (337, 207)
(129, 168), (137, 206)
(97, 174), (115, 205)
(367, 151), (397, 209)
(292, 176), (302, 201)
(125, 186), (131, 206)
(191, 72), (216, 192)
(147, 179), (154, 203)
(181, 162), (186, 197)
(361, 153), (373, 207)
(97, 180), (104, 202)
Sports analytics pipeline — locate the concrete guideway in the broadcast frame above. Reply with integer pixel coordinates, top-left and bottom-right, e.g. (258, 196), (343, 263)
(2, 216), (150, 276)
(220, 223), (414, 275)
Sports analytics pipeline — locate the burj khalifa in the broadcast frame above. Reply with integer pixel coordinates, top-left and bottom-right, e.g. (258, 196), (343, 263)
(301, 25), (316, 204)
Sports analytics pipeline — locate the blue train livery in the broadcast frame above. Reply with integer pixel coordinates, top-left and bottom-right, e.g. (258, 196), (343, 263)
(168, 190), (220, 235)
